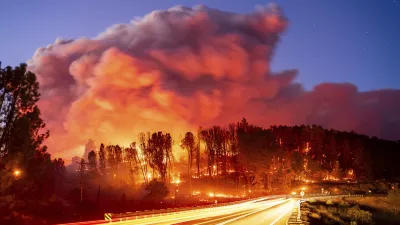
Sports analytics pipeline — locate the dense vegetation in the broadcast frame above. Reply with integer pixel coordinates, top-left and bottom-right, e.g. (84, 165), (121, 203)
(79, 118), (400, 195)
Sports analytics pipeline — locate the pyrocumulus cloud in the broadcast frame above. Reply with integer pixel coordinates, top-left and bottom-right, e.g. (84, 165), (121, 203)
(27, 4), (400, 159)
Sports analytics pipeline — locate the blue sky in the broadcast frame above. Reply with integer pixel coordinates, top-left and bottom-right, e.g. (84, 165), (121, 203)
(0, 0), (399, 91)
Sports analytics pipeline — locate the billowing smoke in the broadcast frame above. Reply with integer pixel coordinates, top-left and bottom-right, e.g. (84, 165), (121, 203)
(28, 4), (400, 159)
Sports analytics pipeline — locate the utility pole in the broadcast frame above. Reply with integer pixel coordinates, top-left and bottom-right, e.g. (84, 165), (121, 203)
(76, 159), (85, 223)
(189, 147), (192, 196)
(97, 185), (101, 210)
(75, 158), (90, 222)
(80, 159), (84, 203)
(216, 164), (218, 199)
(174, 185), (177, 206)
(76, 158), (89, 204)
(174, 184), (178, 206)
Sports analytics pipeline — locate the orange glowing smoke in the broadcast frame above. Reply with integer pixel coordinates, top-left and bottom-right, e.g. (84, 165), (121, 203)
(27, 4), (400, 160)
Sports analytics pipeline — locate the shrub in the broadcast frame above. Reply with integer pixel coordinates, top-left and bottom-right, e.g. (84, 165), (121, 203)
(308, 198), (316, 203)
(327, 207), (338, 214)
(347, 206), (372, 224)
(310, 213), (321, 219)
(338, 210), (350, 220)
(144, 180), (169, 200)
(326, 200), (334, 205)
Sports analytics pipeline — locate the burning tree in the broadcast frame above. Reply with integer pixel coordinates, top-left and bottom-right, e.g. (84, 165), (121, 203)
(181, 132), (196, 192)
(200, 128), (215, 178)
(98, 143), (106, 175)
(148, 132), (173, 183)
(87, 150), (98, 176)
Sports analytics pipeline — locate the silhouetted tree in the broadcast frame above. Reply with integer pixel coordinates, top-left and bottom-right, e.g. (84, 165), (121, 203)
(125, 143), (137, 184)
(106, 145), (116, 175)
(148, 132), (173, 182)
(196, 127), (202, 178)
(88, 150), (98, 176)
(130, 141), (148, 183)
(200, 129), (215, 177)
(98, 143), (106, 175)
(114, 145), (122, 176)
(181, 132), (195, 191)
(0, 63), (55, 200)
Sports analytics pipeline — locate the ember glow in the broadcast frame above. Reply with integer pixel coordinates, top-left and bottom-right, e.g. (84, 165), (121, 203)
(13, 170), (21, 177)
(27, 4), (400, 159)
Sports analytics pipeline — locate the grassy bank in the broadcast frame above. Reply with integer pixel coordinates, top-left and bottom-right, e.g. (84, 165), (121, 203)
(300, 196), (400, 225)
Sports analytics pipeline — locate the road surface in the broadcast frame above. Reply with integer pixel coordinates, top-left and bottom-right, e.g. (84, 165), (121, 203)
(103, 198), (297, 225)
(59, 194), (361, 225)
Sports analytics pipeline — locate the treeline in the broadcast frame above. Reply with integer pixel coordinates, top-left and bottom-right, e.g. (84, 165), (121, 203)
(193, 119), (400, 191)
(83, 118), (400, 194)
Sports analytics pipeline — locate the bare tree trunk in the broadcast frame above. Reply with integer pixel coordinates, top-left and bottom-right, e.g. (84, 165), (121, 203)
(0, 88), (7, 114)
(189, 156), (192, 194)
(135, 154), (147, 183)
(197, 130), (201, 178)
(0, 92), (17, 151)
(208, 157), (212, 178)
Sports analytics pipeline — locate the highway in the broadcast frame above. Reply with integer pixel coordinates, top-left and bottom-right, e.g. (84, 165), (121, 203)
(59, 194), (364, 225)
(63, 197), (298, 225)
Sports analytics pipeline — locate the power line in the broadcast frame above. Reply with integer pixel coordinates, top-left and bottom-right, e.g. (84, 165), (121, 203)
(75, 160), (90, 203)
(84, 182), (97, 190)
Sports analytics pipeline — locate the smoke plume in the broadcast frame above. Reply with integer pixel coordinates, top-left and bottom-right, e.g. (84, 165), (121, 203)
(27, 4), (400, 159)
